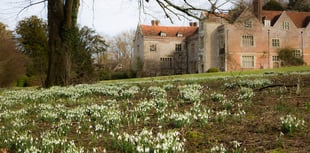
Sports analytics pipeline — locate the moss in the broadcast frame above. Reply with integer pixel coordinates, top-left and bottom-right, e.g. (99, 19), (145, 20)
(207, 68), (220, 73)
(16, 75), (29, 87)
(186, 130), (204, 143)
(266, 148), (288, 153)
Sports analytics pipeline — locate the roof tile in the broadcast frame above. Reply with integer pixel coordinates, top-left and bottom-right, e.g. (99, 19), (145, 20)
(262, 10), (310, 28)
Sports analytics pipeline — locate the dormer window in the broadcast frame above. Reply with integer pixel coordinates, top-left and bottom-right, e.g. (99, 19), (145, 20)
(244, 20), (252, 28)
(159, 31), (166, 37)
(264, 20), (271, 27)
(176, 33), (183, 37)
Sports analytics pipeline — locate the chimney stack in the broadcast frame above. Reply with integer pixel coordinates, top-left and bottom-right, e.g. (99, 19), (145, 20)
(151, 20), (160, 26)
(253, 0), (263, 22)
(189, 22), (197, 27)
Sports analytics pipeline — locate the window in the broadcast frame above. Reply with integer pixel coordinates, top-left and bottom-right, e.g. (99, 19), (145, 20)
(272, 56), (279, 62)
(199, 55), (203, 61)
(176, 33), (183, 37)
(264, 20), (271, 27)
(244, 20), (252, 28)
(160, 31), (166, 37)
(272, 39), (280, 47)
(272, 56), (280, 68)
(242, 35), (254, 47)
(199, 22), (204, 30)
(150, 44), (157, 51)
(191, 43), (195, 54)
(293, 49), (302, 58)
(219, 36), (225, 49)
(199, 36), (204, 49)
(282, 21), (289, 31)
(160, 57), (173, 68)
(175, 44), (182, 52)
(242, 56), (255, 68)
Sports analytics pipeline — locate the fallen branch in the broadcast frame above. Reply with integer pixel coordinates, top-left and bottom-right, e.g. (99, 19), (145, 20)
(257, 84), (297, 91)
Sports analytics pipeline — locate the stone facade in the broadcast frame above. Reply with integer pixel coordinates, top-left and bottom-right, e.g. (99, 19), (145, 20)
(132, 21), (198, 77)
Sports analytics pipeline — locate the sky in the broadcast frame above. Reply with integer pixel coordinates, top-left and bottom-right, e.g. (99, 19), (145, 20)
(0, 0), (233, 37)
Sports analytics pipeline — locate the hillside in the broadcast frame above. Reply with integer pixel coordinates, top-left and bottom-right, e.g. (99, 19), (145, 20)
(0, 70), (310, 152)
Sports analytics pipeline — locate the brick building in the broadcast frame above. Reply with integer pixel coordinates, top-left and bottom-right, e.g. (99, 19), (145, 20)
(133, 0), (310, 76)
(200, 0), (310, 71)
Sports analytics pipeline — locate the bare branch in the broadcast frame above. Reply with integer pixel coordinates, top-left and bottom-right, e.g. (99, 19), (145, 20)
(17, 0), (47, 16)
(141, 0), (241, 23)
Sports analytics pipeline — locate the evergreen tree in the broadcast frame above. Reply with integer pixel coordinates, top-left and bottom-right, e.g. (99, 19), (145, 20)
(70, 26), (107, 84)
(288, 0), (310, 12)
(263, 0), (284, 11)
(16, 16), (48, 86)
(278, 48), (304, 66)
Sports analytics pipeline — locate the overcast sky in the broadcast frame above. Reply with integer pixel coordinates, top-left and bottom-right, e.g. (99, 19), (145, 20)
(0, 0), (233, 37)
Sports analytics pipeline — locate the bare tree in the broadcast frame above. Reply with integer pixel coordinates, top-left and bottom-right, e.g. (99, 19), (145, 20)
(0, 23), (29, 87)
(21, 0), (239, 87)
(108, 30), (135, 72)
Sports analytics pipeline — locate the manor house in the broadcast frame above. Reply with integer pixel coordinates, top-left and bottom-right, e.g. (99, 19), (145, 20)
(132, 0), (310, 76)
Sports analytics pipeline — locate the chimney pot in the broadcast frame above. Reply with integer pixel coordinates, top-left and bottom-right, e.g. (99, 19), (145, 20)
(151, 20), (156, 26)
(189, 22), (197, 27)
(155, 20), (160, 26)
(151, 20), (160, 26)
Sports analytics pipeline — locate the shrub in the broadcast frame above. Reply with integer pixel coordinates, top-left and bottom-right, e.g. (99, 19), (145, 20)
(278, 48), (304, 66)
(207, 68), (220, 73)
(127, 69), (137, 78)
(16, 75), (29, 87)
(101, 71), (129, 80)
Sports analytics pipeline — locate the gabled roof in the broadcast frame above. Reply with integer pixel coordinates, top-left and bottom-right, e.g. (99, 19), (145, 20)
(234, 8), (260, 23)
(261, 10), (310, 28)
(261, 10), (282, 26)
(140, 25), (198, 37)
(286, 11), (310, 28)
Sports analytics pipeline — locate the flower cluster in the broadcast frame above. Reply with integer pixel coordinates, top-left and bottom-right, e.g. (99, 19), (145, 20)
(210, 143), (227, 153)
(225, 79), (272, 89)
(210, 141), (245, 153)
(169, 111), (192, 128)
(178, 84), (203, 103)
(238, 87), (254, 103)
(148, 86), (167, 99)
(280, 114), (305, 134)
(215, 110), (230, 123)
(111, 129), (185, 153)
(211, 93), (226, 102)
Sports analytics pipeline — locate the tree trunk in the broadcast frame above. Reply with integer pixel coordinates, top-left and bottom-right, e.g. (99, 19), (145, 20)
(45, 0), (80, 87)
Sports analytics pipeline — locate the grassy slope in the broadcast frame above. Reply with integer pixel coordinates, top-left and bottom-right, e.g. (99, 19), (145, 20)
(0, 66), (310, 152)
(104, 65), (310, 83)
